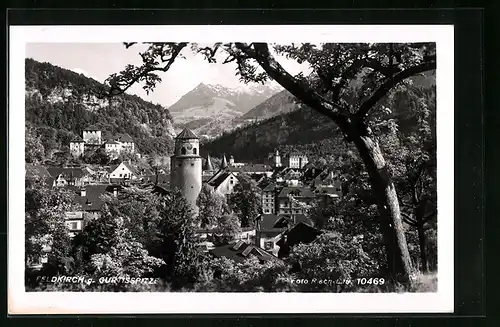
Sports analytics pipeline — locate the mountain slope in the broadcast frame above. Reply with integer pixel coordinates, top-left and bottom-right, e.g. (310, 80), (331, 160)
(25, 58), (176, 157)
(168, 82), (282, 137)
(238, 89), (298, 121)
(201, 72), (436, 164)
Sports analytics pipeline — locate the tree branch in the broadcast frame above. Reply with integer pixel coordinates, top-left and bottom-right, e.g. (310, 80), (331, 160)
(401, 212), (417, 226)
(98, 42), (188, 98)
(235, 43), (349, 122)
(356, 58), (436, 119)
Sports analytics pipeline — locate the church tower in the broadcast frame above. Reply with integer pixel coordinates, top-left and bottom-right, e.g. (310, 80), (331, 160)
(170, 128), (202, 213)
(273, 149), (282, 168)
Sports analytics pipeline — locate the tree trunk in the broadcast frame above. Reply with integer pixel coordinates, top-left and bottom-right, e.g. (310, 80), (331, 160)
(349, 125), (414, 282)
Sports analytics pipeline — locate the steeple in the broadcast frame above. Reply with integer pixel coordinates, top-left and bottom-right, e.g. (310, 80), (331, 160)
(221, 154), (228, 169)
(204, 154), (214, 171)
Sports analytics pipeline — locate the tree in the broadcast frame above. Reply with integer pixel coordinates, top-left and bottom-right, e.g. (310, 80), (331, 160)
(227, 173), (262, 228)
(25, 178), (78, 274)
(196, 184), (228, 228)
(25, 125), (45, 163)
(99, 42), (436, 281)
(213, 214), (241, 245)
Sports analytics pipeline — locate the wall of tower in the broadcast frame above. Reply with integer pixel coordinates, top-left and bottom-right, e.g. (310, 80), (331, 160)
(170, 155), (202, 213)
(174, 139), (200, 156)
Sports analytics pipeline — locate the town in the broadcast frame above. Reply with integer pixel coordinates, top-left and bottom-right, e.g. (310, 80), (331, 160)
(26, 125), (343, 268)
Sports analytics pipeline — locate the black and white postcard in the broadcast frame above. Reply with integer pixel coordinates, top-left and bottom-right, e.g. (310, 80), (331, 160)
(8, 24), (454, 314)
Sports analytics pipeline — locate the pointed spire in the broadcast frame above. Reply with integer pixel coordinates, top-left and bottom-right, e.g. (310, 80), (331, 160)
(221, 154), (228, 169)
(204, 154), (214, 171)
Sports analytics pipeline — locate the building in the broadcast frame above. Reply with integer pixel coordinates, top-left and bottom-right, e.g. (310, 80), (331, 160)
(47, 167), (87, 187)
(228, 155), (245, 168)
(69, 125), (136, 157)
(202, 154), (216, 182)
(170, 128), (203, 213)
(64, 184), (121, 236)
(273, 149), (282, 168)
(254, 214), (289, 256)
(207, 171), (239, 196)
(261, 182), (277, 214)
(69, 136), (85, 157)
(108, 161), (139, 183)
(277, 186), (316, 215)
(82, 125), (102, 144)
(286, 152), (309, 169)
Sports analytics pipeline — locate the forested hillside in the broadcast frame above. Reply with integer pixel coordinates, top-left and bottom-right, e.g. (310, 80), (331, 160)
(25, 58), (176, 157)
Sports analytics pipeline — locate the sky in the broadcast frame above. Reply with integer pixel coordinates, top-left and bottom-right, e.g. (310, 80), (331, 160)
(25, 43), (311, 107)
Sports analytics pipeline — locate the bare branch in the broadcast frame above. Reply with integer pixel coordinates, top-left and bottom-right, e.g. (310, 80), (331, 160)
(98, 42), (188, 98)
(356, 57), (436, 119)
(401, 212), (417, 226)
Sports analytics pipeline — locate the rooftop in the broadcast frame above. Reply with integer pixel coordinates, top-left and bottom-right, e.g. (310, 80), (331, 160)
(83, 125), (100, 131)
(210, 241), (278, 263)
(278, 186), (315, 198)
(176, 128), (199, 140)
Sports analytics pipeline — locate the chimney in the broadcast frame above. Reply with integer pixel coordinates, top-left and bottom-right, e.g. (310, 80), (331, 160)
(113, 187), (118, 197)
(80, 188), (86, 197)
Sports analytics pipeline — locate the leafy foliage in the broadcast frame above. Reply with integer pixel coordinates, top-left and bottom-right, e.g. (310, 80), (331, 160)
(196, 184), (229, 228)
(227, 174), (262, 227)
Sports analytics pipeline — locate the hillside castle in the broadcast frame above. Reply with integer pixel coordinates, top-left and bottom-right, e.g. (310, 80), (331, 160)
(69, 125), (135, 158)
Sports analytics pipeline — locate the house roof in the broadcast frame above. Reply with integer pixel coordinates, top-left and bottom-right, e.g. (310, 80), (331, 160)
(70, 136), (84, 143)
(25, 164), (51, 179)
(118, 133), (134, 143)
(256, 214), (287, 232)
(142, 174), (170, 184)
(278, 186), (315, 198)
(203, 154), (214, 171)
(65, 184), (122, 211)
(314, 186), (342, 197)
(84, 125), (100, 131)
(262, 182), (276, 192)
(287, 152), (307, 158)
(47, 167), (85, 179)
(279, 214), (314, 227)
(208, 172), (236, 189)
(106, 140), (120, 145)
(227, 164), (271, 173)
(108, 162), (139, 176)
(176, 128), (198, 140)
(210, 241), (278, 263)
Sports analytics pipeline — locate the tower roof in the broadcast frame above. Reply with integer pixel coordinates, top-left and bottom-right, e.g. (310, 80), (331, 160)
(203, 154), (214, 171)
(176, 128), (199, 140)
(221, 154), (228, 169)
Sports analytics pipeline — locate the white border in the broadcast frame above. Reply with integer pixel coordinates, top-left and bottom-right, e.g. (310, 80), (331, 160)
(8, 25), (454, 314)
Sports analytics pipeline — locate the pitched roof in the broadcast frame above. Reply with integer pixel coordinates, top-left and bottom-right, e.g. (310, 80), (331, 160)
(47, 167), (85, 179)
(208, 172), (235, 189)
(108, 162), (139, 176)
(278, 186), (315, 198)
(227, 164), (271, 173)
(118, 133), (134, 142)
(175, 128), (199, 140)
(221, 154), (228, 169)
(203, 154), (214, 171)
(83, 125), (100, 131)
(210, 241), (278, 263)
(256, 214), (288, 232)
(70, 135), (84, 143)
(106, 140), (120, 145)
(262, 182), (276, 192)
(65, 184), (121, 211)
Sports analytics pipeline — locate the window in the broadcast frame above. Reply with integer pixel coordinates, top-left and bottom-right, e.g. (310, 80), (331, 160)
(70, 222), (78, 230)
(122, 168), (125, 170)
(119, 174), (122, 177)
(193, 148), (197, 155)
(191, 163), (194, 166)
(264, 241), (274, 250)
(178, 163), (182, 167)
(181, 147), (187, 155)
